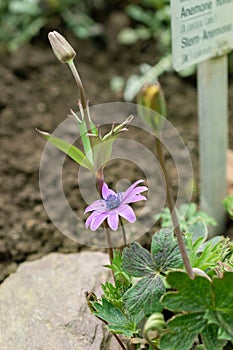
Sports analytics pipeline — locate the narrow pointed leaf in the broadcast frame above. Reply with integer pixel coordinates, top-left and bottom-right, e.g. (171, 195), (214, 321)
(77, 121), (93, 163)
(37, 129), (93, 170)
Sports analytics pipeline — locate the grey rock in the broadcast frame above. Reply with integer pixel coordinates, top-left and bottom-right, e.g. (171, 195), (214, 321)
(0, 252), (122, 350)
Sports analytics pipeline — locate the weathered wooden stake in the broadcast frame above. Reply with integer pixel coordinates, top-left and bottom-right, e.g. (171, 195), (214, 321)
(197, 55), (228, 236)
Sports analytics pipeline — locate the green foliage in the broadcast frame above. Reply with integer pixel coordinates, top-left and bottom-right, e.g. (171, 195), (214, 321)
(92, 297), (138, 337)
(223, 195), (233, 219)
(86, 221), (233, 349)
(105, 250), (132, 294)
(120, 1), (197, 101)
(0, 0), (102, 53)
(118, 1), (170, 52)
(91, 251), (138, 338)
(36, 129), (93, 170)
(122, 229), (182, 318)
(156, 203), (217, 232)
(160, 271), (233, 349)
(186, 233), (232, 272)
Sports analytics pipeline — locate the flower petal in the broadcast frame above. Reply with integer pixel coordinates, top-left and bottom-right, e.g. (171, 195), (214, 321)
(85, 211), (99, 228)
(121, 186), (148, 204)
(121, 180), (145, 202)
(102, 183), (116, 200)
(107, 213), (119, 231)
(90, 212), (108, 231)
(119, 205), (136, 223)
(84, 199), (106, 213)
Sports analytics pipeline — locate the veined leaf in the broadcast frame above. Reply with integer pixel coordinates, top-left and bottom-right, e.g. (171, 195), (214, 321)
(123, 274), (165, 318)
(160, 313), (207, 350)
(37, 129), (93, 170)
(93, 298), (138, 338)
(122, 242), (154, 277)
(151, 228), (182, 270)
(161, 271), (233, 346)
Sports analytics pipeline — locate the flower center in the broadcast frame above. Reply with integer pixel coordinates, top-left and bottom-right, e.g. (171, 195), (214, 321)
(105, 194), (121, 210)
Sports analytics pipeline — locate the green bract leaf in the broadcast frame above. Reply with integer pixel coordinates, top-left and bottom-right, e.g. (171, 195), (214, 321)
(122, 242), (154, 277)
(37, 129), (93, 170)
(93, 139), (114, 171)
(151, 228), (182, 270)
(123, 274), (165, 318)
(93, 298), (138, 337)
(77, 120), (93, 163)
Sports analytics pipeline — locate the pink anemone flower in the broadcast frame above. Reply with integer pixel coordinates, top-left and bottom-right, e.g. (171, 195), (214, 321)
(84, 180), (148, 231)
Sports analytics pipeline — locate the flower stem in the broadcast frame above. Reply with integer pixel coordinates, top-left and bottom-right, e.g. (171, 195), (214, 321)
(103, 221), (114, 263)
(155, 137), (194, 279)
(68, 61), (93, 148)
(120, 217), (127, 247)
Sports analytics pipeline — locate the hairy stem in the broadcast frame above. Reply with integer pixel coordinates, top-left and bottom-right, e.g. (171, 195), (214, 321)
(155, 137), (194, 279)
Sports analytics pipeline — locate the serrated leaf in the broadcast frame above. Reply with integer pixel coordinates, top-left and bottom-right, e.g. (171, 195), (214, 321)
(37, 129), (93, 170)
(123, 274), (165, 318)
(213, 272), (233, 310)
(122, 242), (154, 277)
(162, 271), (212, 312)
(93, 298), (137, 337)
(162, 271), (233, 345)
(160, 313), (207, 350)
(201, 323), (227, 350)
(151, 229), (182, 270)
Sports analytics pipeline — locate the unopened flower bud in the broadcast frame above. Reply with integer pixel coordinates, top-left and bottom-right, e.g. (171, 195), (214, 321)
(137, 82), (167, 134)
(138, 82), (166, 117)
(48, 31), (76, 63)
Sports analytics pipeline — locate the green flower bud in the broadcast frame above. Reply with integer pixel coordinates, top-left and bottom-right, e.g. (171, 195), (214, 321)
(137, 82), (167, 134)
(48, 31), (76, 63)
(138, 82), (166, 117)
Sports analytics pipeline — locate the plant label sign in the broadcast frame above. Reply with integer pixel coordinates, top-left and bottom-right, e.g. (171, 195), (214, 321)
(171, 0), (233, 71)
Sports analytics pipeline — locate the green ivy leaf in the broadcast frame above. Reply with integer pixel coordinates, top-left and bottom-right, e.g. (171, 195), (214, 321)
(122, 242), (154, 277)
(151, 228), (182, 270)
(37, 129), (93, 170)
(123, 274), (165, 318)
(93, 298), (138, 337)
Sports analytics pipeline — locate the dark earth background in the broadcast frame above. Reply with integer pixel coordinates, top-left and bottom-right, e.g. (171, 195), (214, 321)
(0, 13), (233, 283)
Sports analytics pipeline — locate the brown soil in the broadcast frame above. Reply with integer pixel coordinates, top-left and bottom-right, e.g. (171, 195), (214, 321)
(0, 31), (233, 283)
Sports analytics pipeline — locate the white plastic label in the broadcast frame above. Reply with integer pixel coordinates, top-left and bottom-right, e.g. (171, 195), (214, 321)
(171, 0), (233, 71)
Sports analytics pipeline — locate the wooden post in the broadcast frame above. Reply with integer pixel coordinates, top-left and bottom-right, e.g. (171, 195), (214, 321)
(197, 55), (228, 236)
